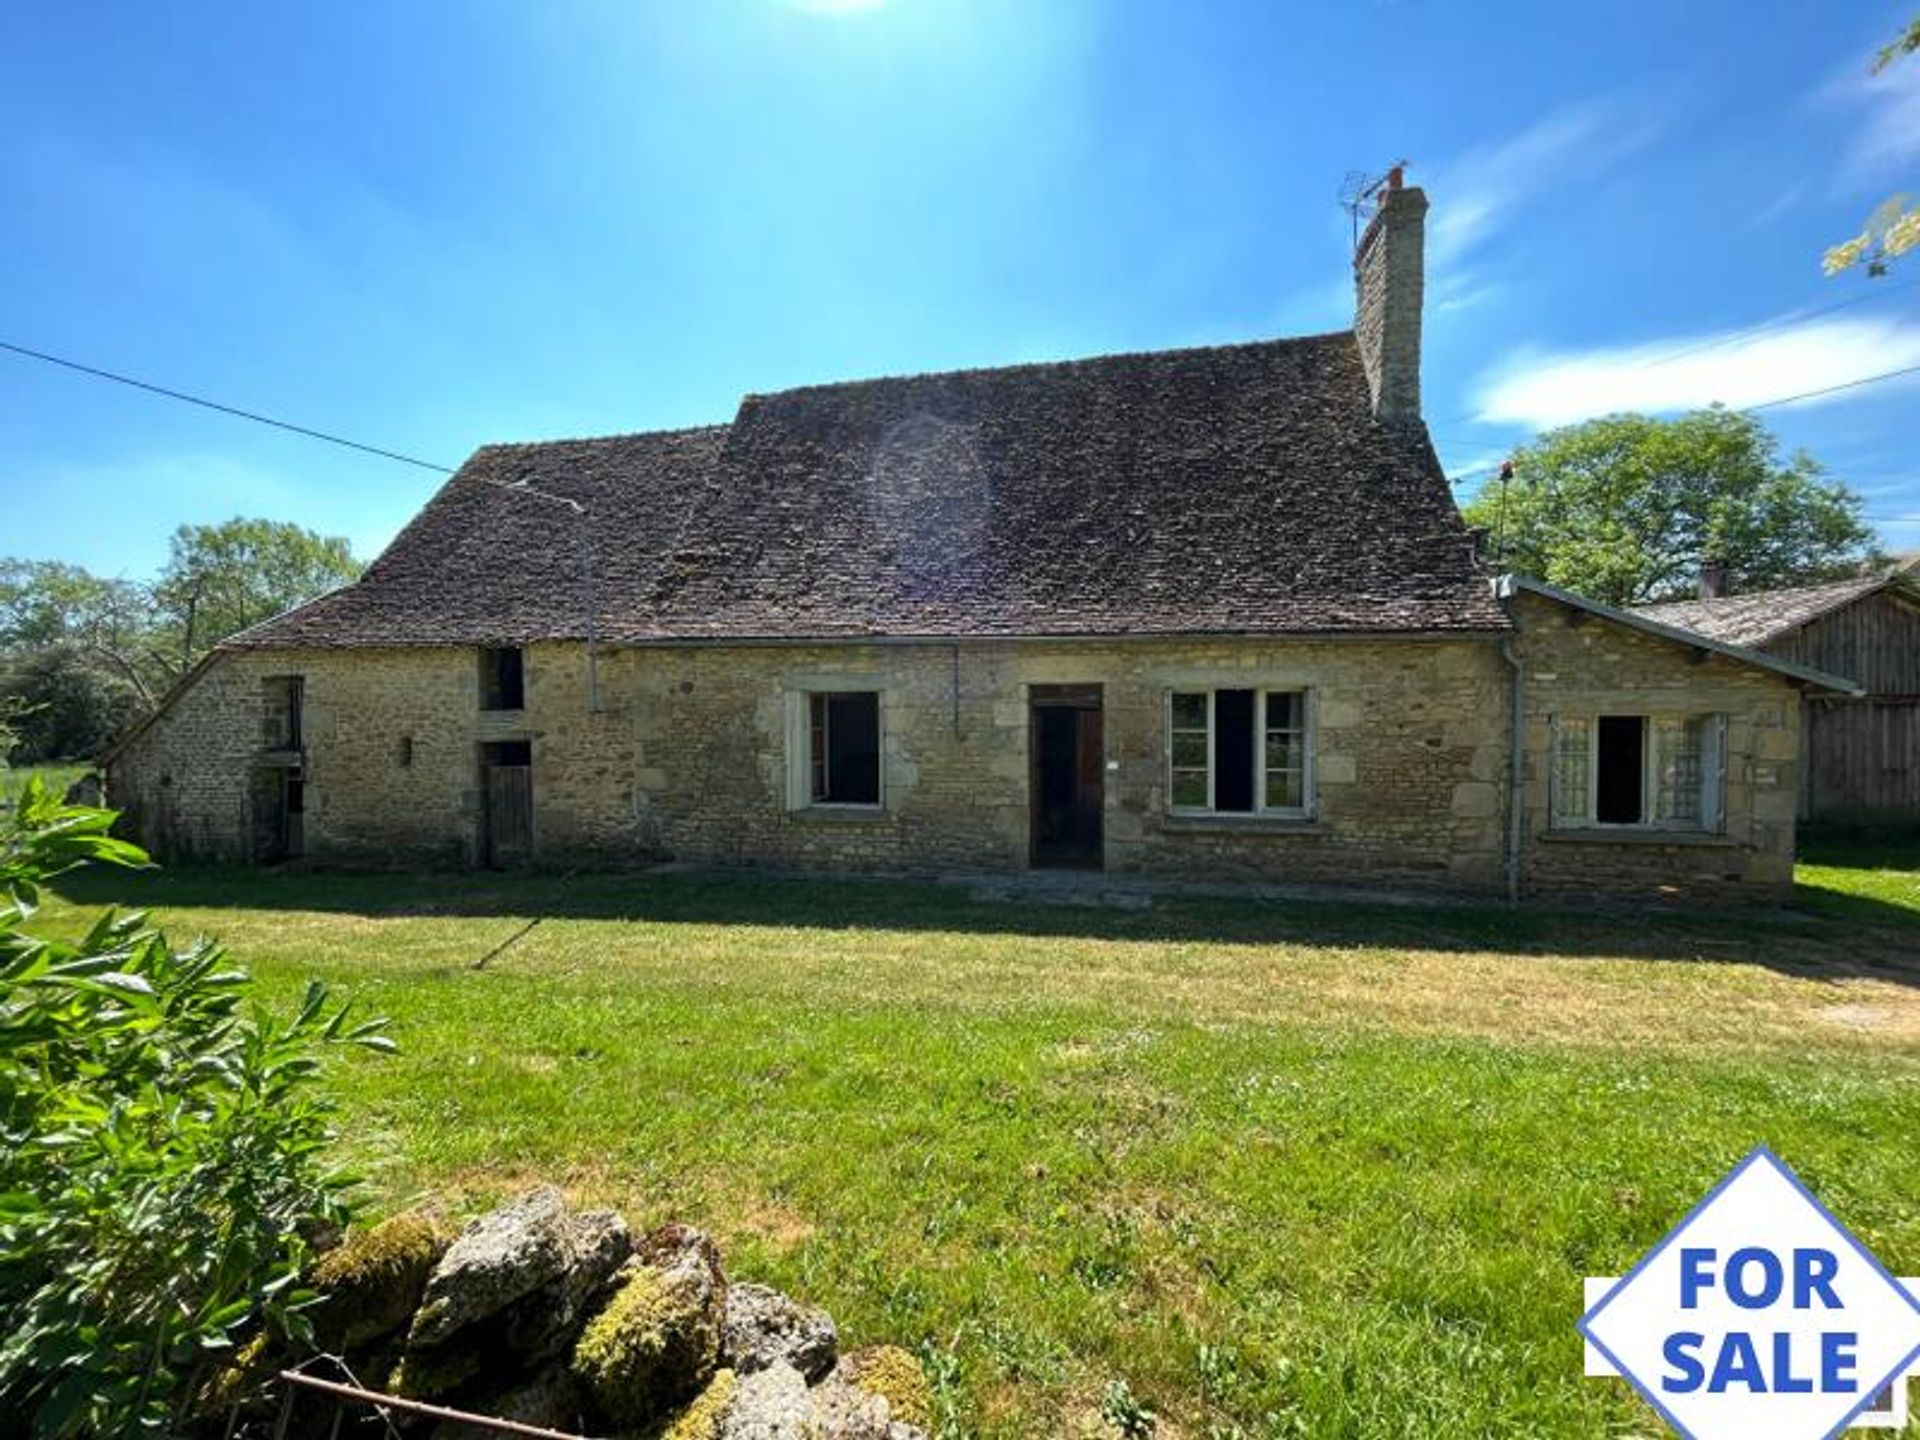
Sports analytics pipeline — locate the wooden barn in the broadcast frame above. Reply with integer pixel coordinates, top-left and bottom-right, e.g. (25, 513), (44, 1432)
(1638, 566), (1920, 822)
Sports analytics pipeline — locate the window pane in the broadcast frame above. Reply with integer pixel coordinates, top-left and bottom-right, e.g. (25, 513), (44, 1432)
(1552, 718), (1591, 825)
(1264, 729), (1296, 771)
(1265, 767), (1303, 810)
(1171, 692), (1208, 730)
(809, 694), (828, 801)
(1265, 692), (1299, 731)
(1171, 770), (1209, 808)
(1171, 732), (1209, 770)
(1654, 717), (1704, 824)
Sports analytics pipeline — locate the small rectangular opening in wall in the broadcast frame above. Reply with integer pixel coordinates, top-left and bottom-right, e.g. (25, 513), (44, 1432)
(480, 647), (525, 711)
(480, 739), (531, 768)
(1596, 715), (1645, 824)
(809, 692), (880, 805)
(398, 735), (414, 768)
(262, 675), (304, 750)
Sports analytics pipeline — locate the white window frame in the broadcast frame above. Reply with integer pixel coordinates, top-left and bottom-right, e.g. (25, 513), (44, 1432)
(1550, 712), (1726, 833)
(785, 687), (885, 812)
(1165, 687), (1314, 820)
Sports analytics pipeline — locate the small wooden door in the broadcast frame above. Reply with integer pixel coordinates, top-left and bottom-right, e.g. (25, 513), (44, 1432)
(481, 746), (533, 868)
(1030, 685), (1104, 869)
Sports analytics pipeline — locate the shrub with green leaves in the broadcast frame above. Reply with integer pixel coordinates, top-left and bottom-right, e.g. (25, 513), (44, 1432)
(0, 777), (392, 1437)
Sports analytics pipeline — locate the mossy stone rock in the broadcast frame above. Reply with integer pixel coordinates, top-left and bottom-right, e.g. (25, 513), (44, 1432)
(659, 1367), (738, 1440)
(410, 1186), (575, 1349)
(428, 1363), (587, 1440)
(809, 1346), (934, 1438)
(310, 1209), (453, 1349)
(570, 1226), (726, 1430)
(722, 1283), (837, 1383)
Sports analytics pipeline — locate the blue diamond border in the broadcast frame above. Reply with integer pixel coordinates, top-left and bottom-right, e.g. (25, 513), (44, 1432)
(1577, 1144), (1920, 1440)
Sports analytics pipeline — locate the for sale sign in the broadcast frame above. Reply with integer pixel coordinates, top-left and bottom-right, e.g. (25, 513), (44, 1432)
(1580, 1146), (1920, 1439)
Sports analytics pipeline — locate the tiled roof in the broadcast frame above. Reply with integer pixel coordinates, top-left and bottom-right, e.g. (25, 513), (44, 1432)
(232, 332), (1507, 648)
(1632, 572), (1898, 648)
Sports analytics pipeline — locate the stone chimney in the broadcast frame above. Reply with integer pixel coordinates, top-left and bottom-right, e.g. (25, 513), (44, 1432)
(1698, 559), (1729, 599)
(1353, 167), (1428, 423)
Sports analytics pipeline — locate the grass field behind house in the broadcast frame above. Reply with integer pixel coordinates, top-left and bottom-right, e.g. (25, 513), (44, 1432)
(0, 761), (91, 812)
(38, 842), (1920, 1438)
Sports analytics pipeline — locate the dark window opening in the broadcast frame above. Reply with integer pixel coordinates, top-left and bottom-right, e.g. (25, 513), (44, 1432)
(1596, 715), (1645, 824)
(398, 735), (414, 768)
(481, 739), (531, 768)
(809, 692), (880, 805)
(481, 647), (525, 711)
(263, 676), (303, 750)
(1213, 688), (1256, 813)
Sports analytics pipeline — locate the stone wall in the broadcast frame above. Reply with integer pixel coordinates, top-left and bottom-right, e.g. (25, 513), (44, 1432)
(1508, 592), (1801, 900)
(107, 610), (1807, 900)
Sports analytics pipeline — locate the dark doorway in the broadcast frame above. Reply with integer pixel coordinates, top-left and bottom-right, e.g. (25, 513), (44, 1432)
(1596, 715), (1646, 825)
(249, 765), (304, 864)
(1030, 685), (1104, 869)
(481, 740), (533, 867)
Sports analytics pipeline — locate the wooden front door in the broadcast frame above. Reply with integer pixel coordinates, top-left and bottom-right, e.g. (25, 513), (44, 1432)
(1030, 685), (1104, 869)
(481, 742), (533, 868)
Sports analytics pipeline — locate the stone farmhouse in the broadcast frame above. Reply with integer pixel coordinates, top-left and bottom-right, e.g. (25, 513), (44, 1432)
(104, 176), (1858, 900)
(1638, 563), (1920, 822)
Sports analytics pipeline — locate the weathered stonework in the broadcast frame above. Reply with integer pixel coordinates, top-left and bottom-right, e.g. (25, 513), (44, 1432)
(1353, 180), (1427, 423)
(107, 603), (1807, 902)
(1508, 592), (1801, 900)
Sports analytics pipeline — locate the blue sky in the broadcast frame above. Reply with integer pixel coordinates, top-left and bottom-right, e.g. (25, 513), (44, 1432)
(5, 1), (1920, 577)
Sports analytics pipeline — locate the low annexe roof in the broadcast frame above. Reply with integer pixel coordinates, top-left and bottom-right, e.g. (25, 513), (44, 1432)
(224, 332), (1508, 650)
(1631, 570), (1919, 649)
(1497, 575), (1864, 695)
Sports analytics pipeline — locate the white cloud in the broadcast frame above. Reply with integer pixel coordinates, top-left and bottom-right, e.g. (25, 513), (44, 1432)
(1471, 316), (1920, 428)
(1421, 101), (1664, 314)
(1819, 52), (1920, 187)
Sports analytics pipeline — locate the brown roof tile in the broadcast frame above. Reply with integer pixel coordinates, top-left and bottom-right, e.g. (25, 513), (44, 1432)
(233, 332), (1505, 648)
(1632, 572), (1899, 648)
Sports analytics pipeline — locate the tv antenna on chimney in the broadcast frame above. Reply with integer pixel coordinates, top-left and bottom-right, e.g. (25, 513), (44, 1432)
(1338, 161), (1409, 247)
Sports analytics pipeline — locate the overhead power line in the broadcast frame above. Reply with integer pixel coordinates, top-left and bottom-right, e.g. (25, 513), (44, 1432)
(1445, 359), (1920, 487)
(0, 338), (456, 474)
(1748, 362), (1920, 411)
(1431, 276), (1920, 434)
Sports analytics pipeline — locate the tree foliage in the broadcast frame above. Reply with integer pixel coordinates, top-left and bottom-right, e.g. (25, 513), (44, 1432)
(1463, 409), (1879, 607)
(0, 779), (391, 1436)
(151, 519), (360, 674)
(0, 649), (145, 766)
(0, 519), (360, 762)
(1824, 16), (1920, 277)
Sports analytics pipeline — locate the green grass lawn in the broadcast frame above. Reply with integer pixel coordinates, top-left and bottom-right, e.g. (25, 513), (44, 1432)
(38, 853), (1920, 1438)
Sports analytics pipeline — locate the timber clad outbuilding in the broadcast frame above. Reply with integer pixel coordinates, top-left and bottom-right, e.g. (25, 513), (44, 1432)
(104, 177), (1858, 901)
(1638, 569), (1920, 821)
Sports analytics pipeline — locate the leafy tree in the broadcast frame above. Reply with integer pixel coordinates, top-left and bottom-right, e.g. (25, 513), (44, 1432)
(0, 779), (391, 1436)
(1463, 408), (1879, 607)
(1824, 16), (1920, 277)
(0, 647), (146, 764)
(0, 560), (161, 708)
(152, 519), (361, 673)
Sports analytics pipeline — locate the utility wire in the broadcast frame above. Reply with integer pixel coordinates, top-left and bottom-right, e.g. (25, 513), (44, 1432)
(1431, 276), (1920, 434)
(1443, 359), (1920, 487)
(0, 338), (456, 473)
(1748, 362), (1920, 411)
